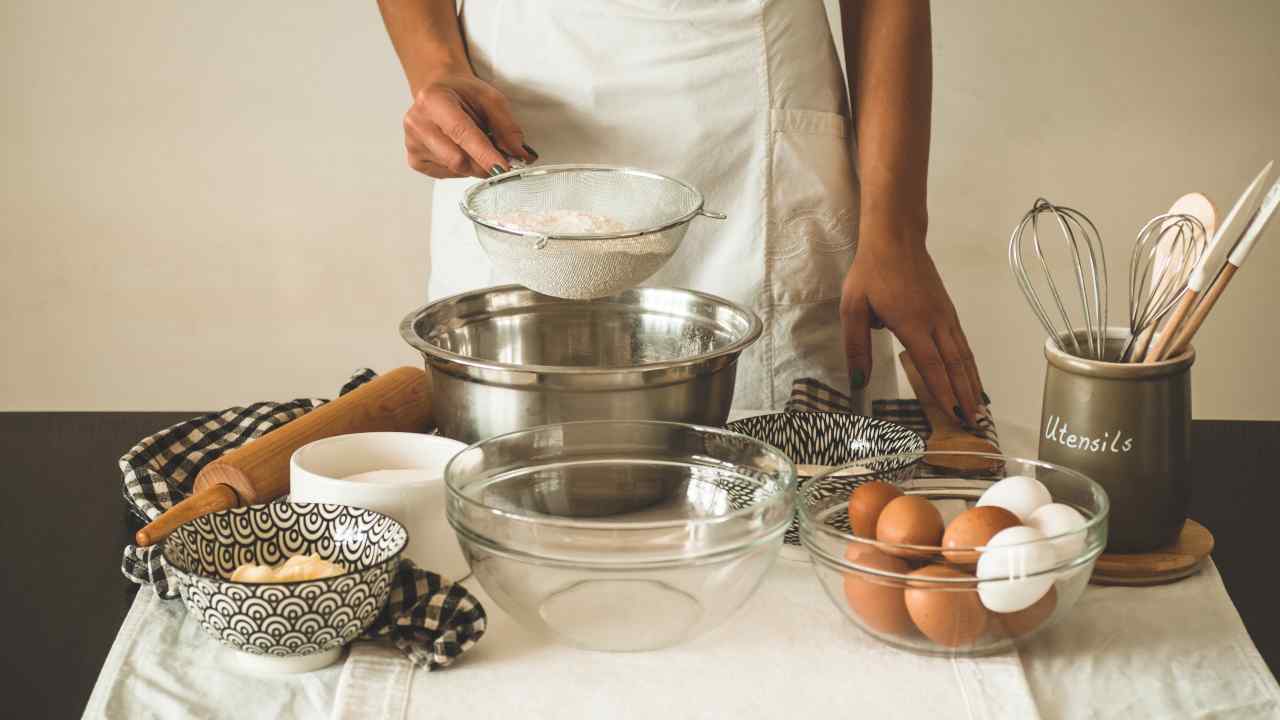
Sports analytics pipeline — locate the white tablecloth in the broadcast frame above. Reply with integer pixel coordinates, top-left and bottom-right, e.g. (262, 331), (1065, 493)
(84, 415), (1280, 719)
(84, 555), (1279, 720)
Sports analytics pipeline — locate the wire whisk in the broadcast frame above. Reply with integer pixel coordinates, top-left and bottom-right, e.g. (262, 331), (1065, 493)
(1009, 198), (1109, 360)
(1121, 213), (1206, 361)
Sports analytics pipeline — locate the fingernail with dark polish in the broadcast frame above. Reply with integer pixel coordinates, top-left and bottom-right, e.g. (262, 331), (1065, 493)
(981, 391), (991, 406)
(522, 143), (539, 160)
(954, 406), (965, 420)
(489, 165), (505, 177)
(850, 368), (866, 390)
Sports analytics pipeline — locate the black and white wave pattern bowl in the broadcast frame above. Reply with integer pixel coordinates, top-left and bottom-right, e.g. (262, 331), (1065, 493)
(725, 412), (924, 560)
(162, 502), (407, 674)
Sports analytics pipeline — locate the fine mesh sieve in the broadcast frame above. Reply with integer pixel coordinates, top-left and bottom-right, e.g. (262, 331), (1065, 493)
(460, 164), (726, 299)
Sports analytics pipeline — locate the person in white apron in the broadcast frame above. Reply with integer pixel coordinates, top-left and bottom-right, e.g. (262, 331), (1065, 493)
(377, 0), (987, 422)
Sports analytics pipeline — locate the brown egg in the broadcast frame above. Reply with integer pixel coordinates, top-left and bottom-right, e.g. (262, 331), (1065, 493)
(904, 565), (989, 648)
(842, 544), (914, 637)
(876, 495), (944, 558)
(941, 506), (1022, 566)
(996, 585), (1057, 639)
(847, 481), (904, 538)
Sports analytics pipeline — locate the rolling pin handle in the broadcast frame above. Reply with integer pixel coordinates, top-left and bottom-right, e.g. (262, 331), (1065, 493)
(133, 483), (240, 547)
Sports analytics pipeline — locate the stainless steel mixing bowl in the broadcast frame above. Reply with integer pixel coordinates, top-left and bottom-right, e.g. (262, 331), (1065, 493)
(400, 285), (763, 443)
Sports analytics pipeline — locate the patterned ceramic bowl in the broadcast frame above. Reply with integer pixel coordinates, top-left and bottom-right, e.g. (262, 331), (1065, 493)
(725, 412), (925, 558)
(162, 502), (407, 673)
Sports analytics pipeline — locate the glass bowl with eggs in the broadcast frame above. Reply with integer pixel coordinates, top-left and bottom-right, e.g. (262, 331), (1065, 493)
(797, 452), (1108, 656)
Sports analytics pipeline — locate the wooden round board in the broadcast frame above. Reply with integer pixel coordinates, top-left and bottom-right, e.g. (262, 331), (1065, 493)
(1090, 519), (1214, 586)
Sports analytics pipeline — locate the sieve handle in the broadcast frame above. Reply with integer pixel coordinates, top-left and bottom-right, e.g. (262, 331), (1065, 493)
(699, 209), (727, 221)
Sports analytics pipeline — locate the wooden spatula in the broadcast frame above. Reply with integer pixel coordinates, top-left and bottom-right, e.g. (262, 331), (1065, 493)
(898, 351), (999, 471)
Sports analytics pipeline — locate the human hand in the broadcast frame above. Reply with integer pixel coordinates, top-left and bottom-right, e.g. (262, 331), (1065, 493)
(402, 71), (535, 179)
(840, 223), (986, 424)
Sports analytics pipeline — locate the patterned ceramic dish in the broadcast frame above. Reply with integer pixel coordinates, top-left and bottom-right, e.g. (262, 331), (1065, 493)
(725, 412), (925, 559)
(162, 502), (407, 673)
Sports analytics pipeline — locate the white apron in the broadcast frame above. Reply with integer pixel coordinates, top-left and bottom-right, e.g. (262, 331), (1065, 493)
(429, 0), (897, 411)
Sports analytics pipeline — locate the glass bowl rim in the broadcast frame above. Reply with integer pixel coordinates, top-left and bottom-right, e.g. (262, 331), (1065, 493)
(796, 451), (1110, 580)
(806, 538), (1106, 586)
(450, 518), (790, 569)
(445, 419), (798, 532)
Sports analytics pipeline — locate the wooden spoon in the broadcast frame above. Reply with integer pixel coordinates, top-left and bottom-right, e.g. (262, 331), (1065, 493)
(898, 351), (999, 471)
(1148, 162), (1274, 362)
(1165, 174), (1279, 358)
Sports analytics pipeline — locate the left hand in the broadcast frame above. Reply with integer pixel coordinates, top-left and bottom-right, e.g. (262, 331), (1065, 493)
(840, 222), (986, 425)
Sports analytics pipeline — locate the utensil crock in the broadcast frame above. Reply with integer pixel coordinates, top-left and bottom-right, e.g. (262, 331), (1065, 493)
(1040, 328), (1193, 552)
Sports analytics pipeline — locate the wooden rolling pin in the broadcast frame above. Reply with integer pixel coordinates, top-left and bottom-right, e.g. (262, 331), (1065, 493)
(134, 366), (434, 546)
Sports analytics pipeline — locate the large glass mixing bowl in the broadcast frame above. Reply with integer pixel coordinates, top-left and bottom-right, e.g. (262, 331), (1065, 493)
(445, 421), (795, 652)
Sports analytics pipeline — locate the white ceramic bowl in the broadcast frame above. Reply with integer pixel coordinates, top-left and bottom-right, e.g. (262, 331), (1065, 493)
(290, 432), (468, 578)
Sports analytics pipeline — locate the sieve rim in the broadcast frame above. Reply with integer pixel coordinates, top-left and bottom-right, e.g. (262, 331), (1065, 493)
(459, 163), (709, 241)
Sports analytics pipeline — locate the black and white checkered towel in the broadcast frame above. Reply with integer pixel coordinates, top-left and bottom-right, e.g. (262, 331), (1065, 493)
(119, 370), (485, 670)
(786, 378), (1000, 448)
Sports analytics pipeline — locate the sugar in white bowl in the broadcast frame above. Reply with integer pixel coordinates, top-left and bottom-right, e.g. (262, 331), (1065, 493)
(290, 433), (470, 579)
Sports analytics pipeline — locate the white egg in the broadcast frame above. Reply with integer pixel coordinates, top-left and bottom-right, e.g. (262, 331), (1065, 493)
(976, 525), (1057, 613)
(975, 475), (1052, 522)
(1027, 503), (1087, 562)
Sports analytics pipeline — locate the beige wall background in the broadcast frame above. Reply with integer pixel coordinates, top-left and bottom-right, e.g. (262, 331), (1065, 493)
(4, 1), (1278, 438)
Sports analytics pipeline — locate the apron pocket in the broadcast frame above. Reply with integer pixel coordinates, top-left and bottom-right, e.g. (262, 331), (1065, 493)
(766, 107), (858, 306)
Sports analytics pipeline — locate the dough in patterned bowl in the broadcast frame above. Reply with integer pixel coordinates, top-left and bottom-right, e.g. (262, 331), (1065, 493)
(161, 502), (406, 671)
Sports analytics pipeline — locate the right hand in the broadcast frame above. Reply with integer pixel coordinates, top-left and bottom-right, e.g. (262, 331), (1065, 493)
(402, 72), (534, 179)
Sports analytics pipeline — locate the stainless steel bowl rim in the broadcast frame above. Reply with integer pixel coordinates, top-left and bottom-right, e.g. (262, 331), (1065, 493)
(450, 518), (788, 568)
(400, 284), (765, 376)
(160, 502), (409, 587)
(445, 419), (796, 531)
(420, 355), (739, 390)
(459, 163), (713, 241)
(796, 450), (1111, 560)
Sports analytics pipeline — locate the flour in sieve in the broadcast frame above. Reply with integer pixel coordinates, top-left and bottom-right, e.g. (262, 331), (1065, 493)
(488, 209), (627, 236)
(480, 209), (678, 299)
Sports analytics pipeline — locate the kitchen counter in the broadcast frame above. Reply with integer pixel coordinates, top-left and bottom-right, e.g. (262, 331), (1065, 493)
(1, 413), (1276, 718)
